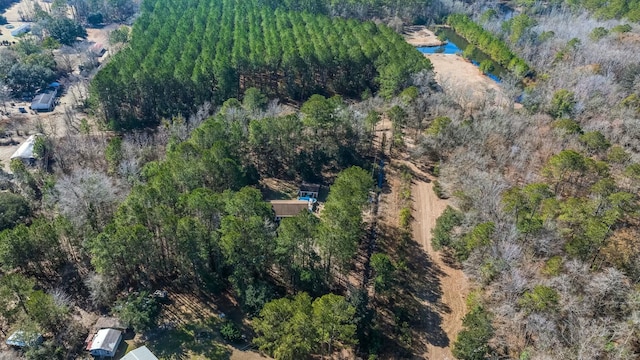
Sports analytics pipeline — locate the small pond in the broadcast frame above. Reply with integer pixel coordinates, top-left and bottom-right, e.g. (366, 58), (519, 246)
(417, 28), (509, 83)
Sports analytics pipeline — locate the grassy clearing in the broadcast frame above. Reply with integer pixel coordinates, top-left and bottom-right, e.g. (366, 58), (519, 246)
(142, 319), (232, 359)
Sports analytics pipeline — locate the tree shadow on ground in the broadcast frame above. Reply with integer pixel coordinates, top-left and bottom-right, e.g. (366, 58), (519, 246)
(373, 222), (451, 357)
(145, 290), (252, 360)
(145, 321), (232, 360)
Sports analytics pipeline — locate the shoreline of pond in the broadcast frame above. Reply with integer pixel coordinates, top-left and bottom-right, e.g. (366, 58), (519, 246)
(416, 28), (508, 83)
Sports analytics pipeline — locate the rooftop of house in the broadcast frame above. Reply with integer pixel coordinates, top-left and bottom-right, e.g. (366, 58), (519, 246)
(270, 200), (310, 218)
(31, 91), (55, 107)
(121, 346), (159, 360)
(89, 328), (122, 353)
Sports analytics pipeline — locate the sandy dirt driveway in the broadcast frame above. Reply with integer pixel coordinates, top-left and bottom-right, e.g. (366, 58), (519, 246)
(395, 159), (469, 359)
(412, 180), (468, 359)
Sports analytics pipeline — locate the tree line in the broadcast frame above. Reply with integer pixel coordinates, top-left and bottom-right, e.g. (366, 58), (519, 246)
(90, 0), (431, 129)
(446, 14), (531, 77)
(528, 0), (640, 22)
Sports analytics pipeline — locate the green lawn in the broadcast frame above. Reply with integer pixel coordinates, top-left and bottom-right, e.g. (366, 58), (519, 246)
(140, 318), (233, 360)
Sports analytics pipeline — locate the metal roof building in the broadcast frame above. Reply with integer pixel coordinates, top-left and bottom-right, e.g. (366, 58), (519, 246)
(30, 91), (56, 112)
(121, 346), (159, 360)
(89, 328), (122, 358)
(10, 24), (31, 37)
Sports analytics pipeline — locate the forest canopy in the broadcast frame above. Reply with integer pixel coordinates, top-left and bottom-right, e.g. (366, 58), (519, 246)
(90, 0), (431, 129)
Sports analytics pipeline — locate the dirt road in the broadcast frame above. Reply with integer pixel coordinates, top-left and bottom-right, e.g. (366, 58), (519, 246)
(399, 160), (469, 359)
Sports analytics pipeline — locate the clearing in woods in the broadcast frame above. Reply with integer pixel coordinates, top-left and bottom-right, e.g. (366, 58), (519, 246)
(385, 155), (469, 359)
(426, 53), (514, 109)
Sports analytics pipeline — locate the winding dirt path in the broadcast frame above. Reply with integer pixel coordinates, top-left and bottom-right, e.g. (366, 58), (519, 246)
(396, 159), (469, 359)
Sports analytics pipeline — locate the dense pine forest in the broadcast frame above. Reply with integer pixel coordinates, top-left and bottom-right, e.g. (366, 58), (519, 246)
(90, 0), (431, 129)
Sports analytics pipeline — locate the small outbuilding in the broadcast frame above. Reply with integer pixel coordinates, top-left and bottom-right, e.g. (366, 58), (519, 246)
(10, 24), (31, 37)
(121, 346), (159, 360)
(30, 90), (56, 112)
(270, 200), (312, 221)
(6, 331), (43, 348)
(298, 182), (320, 199)
(88, 328), (122, 358)
(10, 134), (37, 161)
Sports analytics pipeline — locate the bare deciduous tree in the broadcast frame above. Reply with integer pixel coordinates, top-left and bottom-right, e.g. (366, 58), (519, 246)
(53, 169), (124, 230)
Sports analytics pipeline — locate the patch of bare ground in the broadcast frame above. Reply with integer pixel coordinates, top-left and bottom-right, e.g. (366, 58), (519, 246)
(259, 177), (299, 200)
(86, 24), (121, 46)
(139, 291), (271, 360)
(403, 26), (445, 47)
(371, 161), (446, 358)
(373, 154), (469, 359)
(617, 31), (640, 44)
(230, 348), (271, 360)
(426, 53), (521, 110)
(426, 54), (499, 105)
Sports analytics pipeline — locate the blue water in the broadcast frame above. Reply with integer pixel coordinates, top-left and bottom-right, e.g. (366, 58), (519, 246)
(470, 60), (502, 83)
(417, 31), (503, 83)
(417, 42), (461, 55)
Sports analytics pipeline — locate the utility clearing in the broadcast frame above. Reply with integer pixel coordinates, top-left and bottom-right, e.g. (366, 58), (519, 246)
(375, 110), (469, 358)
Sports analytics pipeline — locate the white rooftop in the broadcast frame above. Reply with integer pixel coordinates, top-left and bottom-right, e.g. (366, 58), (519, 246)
(10, 135), (37, 160)
(121, 346), (159, 360)
(90, 328), (122, 353)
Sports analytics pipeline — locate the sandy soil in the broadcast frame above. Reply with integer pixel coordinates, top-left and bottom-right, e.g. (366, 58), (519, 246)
(230, 349), (270, 360)
(403, 26), (445, 47)
(373, 113), (469, 358)
(426, 53), (515, 109)
(3, 0), (55, 22)
(87, 23), (121, 52)
(409, 174), (468, 359)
